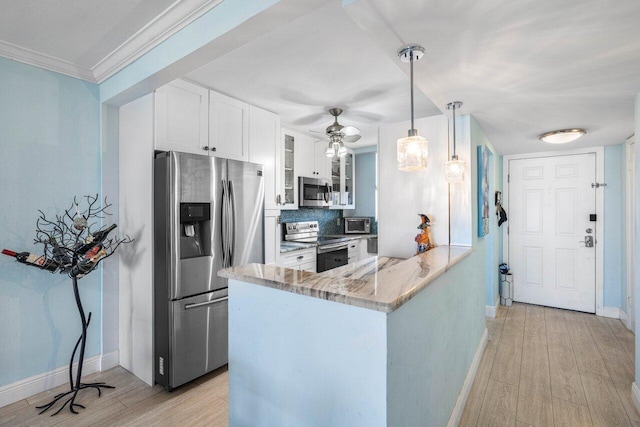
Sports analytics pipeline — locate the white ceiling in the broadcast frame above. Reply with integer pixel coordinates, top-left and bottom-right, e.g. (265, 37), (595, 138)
(185, 1), (439, 147)
(2, 0), (639, 154)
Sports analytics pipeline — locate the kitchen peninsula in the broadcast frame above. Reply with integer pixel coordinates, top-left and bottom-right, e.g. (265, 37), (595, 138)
(219, 245), (486, 427)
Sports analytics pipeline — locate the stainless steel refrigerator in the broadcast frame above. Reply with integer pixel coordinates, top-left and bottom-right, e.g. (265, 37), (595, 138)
(153, 151), (264, 390)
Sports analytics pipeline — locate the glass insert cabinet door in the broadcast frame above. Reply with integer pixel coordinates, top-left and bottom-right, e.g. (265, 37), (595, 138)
(330, 149), (355, 209)
(282, 134), (295, 207)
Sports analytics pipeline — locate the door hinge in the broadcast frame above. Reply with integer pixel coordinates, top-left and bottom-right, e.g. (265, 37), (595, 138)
(507, 226), (509, 235)
(277, 215), (281, 225)
(507, 174), (510, 183)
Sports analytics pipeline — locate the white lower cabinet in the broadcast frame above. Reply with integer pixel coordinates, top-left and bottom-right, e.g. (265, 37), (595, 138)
(265, 210), (281, 265)
(279, 248), (316, 272)
(347, 239), (360, 264)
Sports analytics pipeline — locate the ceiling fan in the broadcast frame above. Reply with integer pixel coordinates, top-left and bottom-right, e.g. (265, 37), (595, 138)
(313, 108), (361, 158)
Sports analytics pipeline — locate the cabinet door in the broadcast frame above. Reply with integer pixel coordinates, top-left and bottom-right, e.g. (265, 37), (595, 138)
(209, 90), (249, 161)
(342, 150), (355, 209)
(314, 140), (330, 180)
(155, 80), (209, 155)
(249, 106), (281, 210)
(294, 130), (315, 178)
(264, 210), (281, 265)
(347, 239), (359, 263)
(281, 133), (297, 209)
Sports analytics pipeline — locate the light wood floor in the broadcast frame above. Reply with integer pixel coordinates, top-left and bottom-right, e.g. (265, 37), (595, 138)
(461, 303), (638, 427)
(1, 303), (637, 426)
(0, 365), (228, 426)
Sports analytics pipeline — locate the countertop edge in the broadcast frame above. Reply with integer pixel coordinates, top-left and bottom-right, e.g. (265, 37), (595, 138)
(220, 245), (474, 313)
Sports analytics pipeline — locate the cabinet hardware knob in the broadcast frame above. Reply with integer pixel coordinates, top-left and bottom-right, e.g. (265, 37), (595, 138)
(297, 255), (304, 260)
(203, 146), (209, 151)
(211, 147), (217, 152)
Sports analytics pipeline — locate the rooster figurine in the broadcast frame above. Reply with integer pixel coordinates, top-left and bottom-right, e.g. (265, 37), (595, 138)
(415, 214), (432, 254)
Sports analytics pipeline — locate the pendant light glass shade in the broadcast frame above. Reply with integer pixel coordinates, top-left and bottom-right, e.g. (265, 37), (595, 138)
(444, 156), (465, 182)
(397, 45), (427, 171)
(397, 135), (429, 171)
(444, 101), (465, 182)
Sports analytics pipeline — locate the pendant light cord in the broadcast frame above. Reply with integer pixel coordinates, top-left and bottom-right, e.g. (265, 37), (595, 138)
(410, 50), (415, 132)
(452, 103), (456, 158)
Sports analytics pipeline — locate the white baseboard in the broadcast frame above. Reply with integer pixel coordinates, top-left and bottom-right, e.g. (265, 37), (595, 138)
(601, 306), (621, 319)
(632, 382), (640, 415)
(619, 309), (629, 325)
(447, 327), (489, 427)
(486, 297), (500, 318)
(101, 351), (119, 371)
(0, 354), (105, 408)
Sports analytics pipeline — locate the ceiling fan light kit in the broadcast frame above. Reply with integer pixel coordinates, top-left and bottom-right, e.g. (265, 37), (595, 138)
(538, 128), (586, 144)
(397, 44), (428, 171)
(322, 108), (361, 158)
(444, 101), (465, 182)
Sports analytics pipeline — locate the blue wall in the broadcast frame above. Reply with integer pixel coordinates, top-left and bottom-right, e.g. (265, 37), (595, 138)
(603, 144), (625, 309)
(0, 57), (101, 387)
(469, 117), (503, 308)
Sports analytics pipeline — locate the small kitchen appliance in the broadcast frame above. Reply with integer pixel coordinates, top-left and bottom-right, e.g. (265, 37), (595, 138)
(344, 217), (371, 234)
(298, 177), (332, 208)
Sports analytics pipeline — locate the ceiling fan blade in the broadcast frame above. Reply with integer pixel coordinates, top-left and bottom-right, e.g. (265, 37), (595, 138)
(341, 125), (360, 136)
(343, 134), (361, 143)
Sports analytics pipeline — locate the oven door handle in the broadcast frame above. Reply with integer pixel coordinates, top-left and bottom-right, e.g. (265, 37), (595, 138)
(317, 243), (348, 254)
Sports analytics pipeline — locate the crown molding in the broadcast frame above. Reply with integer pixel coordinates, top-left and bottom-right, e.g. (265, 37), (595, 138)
(91, 0), (225, 83)
(0, 39), (96, 82)
(0, 0), (224, 84)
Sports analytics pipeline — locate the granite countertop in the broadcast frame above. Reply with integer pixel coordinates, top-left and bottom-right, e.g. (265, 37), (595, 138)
(219, 245), (473, 313)
(279, 234), (377, 253)
(280, 241), (317, 253)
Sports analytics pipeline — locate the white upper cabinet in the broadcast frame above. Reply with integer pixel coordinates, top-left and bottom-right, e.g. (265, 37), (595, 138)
(155, 80), (209, 155)
(249, 105), (281, 211)
(330, 148), (355, 209)
(209, 90), (249, 161)
(314, 140), (330, 180)
(294, 130), (328, 180)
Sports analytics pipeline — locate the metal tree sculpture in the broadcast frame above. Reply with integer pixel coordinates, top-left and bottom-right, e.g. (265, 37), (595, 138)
(26, 195), (132, 415)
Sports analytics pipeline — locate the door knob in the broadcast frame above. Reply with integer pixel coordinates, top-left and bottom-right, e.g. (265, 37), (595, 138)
(579, 236), (594, 247)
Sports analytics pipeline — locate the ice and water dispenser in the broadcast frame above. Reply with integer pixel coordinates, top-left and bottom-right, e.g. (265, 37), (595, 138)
(179, 202), (211, 259)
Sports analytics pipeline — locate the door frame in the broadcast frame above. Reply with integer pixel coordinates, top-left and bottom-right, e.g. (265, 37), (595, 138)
(626, 137), (635, 330)
(503, 146), (605, 315)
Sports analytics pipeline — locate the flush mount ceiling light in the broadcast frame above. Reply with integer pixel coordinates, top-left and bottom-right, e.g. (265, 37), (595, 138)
(539, 128), (586, 144)
(397, 44), (428, 171)
(444, 101), (465, 182)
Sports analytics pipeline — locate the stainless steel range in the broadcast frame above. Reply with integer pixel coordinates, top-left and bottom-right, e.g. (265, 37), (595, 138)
(284, 221), (350, 272)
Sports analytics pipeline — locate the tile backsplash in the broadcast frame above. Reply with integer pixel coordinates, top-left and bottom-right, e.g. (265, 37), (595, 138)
(280, 210), (378, 236)
(280, 209), (343, 236)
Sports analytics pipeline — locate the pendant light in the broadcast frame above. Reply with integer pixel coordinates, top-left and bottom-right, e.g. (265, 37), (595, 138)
(397, 45), (428, 171)
(444, 101), (465, 182)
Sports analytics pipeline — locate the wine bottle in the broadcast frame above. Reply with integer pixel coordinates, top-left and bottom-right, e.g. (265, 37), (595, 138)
(70, 248), (107, 277)
(75, 224), (117, 255)
(2, 249), (58, 272)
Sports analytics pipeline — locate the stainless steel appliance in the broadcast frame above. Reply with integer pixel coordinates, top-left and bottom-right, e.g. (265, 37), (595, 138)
(284, 221), (349, 272)
(344, 217), (371, 234)
(154, 151), (264, 390)
(298, 177), (332, 208)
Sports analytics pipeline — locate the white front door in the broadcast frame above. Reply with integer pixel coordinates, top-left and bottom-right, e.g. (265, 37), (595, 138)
(509, 154), (596, 312)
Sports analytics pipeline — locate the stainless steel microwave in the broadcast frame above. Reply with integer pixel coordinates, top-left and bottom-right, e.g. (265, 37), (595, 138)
(344, 217), (371, 234)
(299, 177), (332, 208)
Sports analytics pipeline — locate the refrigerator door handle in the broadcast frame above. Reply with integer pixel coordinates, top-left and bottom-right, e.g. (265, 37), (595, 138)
(184, 296), (229, 310)
(229, 180), (237, 266)
(221, 180), (228, 268)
